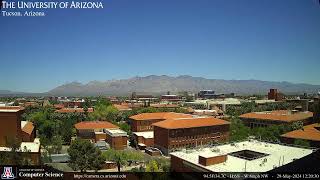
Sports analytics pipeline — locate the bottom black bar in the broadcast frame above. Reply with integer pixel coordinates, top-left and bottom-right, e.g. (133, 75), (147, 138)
(1, 166), (320, 180)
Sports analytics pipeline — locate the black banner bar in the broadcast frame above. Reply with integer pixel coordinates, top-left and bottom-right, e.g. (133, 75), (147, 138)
(1, 166), (320, 180)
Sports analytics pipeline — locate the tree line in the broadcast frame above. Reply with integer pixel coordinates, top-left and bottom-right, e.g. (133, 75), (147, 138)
(229, 117), (311, 147)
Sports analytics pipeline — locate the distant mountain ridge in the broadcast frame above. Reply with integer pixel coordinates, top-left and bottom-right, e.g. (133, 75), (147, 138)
(0, 90), (15, 94)
(0, 90), (27, 95)
(45, 75), (320, 96)
(0, 90), (44, 97)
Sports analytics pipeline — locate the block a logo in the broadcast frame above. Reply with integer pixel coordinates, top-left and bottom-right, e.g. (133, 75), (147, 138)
(1, 167), (15, 180)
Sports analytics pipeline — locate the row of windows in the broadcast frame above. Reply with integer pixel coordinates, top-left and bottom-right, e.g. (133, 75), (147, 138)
(170, 134), (221, 143)
(250, 123), (268, 128)
(170, 143), (196, 149)
(169, 139), (220, 149)
(243, 118), (282, 125)
(138, 126), (153, 131)
(170, 132), (221, 140)
(169, 126), (227, 137)
(137, 121), (153, 126)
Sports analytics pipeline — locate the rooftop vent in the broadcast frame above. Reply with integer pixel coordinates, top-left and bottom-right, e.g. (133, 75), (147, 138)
(229, 150), (269, 161)
(198, 154), (227, 166)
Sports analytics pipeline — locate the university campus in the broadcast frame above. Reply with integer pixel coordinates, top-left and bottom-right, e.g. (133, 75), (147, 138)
(1, 89), (320, 175)
(1, 0), (320, 179)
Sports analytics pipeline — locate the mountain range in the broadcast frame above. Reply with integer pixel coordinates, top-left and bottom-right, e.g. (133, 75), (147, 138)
(46, 75), (320, 96)
(1, 75), (320, 96)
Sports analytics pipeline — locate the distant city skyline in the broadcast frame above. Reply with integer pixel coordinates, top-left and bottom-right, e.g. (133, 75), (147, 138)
(1, 0), (320, 93)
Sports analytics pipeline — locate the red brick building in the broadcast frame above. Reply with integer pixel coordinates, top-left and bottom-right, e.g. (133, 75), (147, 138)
(0, 106), (40, 165)
(132, 131), (154, 149)
(170, 153), (228, 172)
(21, 121), (36, 142)
(74, 121), (128, 150)
(63, 101), (84, 108)
(161, 95), (181, 102)
(239, 110), (314, 128)
(129, 112), (193, 149)
(281, 123), (320, 147)
(268, 89), (283, 101)
(105, 129), (128, 150)
(0, 107), (25, 146)
(129, 112), (193, 132)
(53, 104), (65, 110)
(153, 117), (230, 155)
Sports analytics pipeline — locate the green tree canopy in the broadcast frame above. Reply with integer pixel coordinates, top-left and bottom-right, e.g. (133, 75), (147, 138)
(95, 97), (112, 107)
(291, 121), (304, 131)
(102, 149), (144, 172)
(0, 138), (33, 165)
(153, 157), (170, 172)
(226, 102), (299, 117)
(89, 103), (119, 121)
(294, 139), (310, 147)
(68, 139), (105, 172)
(145, 160), (160, 172)
(229, 117), (250, 141)
(50, 135), (63, 154)
(229, 118), (293, 143)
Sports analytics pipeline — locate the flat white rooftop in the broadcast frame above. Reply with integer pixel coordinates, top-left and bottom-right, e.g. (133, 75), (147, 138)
(0, 138), (40, 153)
(170, 140), (315, 172)
(194, 109), (216, 113)
(133, 131), (154, 139)
(105, 129), (127, 137)
(94, 131), (105, 134)
(255, 100), (276, 104)
(186, 98), (241, 105)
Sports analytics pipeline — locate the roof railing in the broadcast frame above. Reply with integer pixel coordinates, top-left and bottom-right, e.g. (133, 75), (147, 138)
(254, 138), (318, 150)
(169, 137), (318, 154)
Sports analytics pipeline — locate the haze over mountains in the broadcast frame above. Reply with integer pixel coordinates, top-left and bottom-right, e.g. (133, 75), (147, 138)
(1, 75), (320, 96)
(48, 75), (320, 96)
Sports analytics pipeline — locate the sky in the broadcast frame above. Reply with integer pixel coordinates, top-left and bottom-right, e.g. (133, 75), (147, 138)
(1, 0), (320, 93)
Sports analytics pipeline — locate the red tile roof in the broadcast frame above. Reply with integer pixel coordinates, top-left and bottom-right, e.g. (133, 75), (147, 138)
(56, 108), (94, 113)
(239, 110), (313, 123)
(130, 112), (193, 121)
(152, 117), (230, 129)
(281, 123), (320, 141)
(54, 104), (65, 109)
(21, 121), (34, 135)
(75, 121), (119, 130)
(119, 102), (143, 108)
(24, 102), (39, 107)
